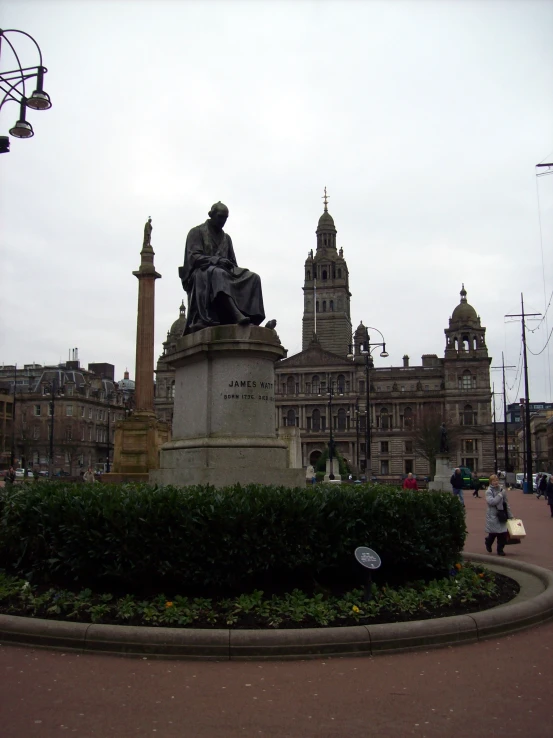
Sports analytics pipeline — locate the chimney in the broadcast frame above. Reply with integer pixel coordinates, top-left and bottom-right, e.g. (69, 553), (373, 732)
(403, 355), (409, 368)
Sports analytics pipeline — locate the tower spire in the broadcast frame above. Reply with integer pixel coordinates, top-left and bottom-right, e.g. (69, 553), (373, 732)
(322, 186), (329, 212)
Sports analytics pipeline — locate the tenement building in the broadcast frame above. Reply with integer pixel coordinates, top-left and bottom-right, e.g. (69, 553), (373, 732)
(0, 356), (129, 473)
(275, 202), (494, 478)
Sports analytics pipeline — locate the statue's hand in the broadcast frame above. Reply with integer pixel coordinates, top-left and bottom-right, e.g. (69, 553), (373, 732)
(218, 258), (234, 271)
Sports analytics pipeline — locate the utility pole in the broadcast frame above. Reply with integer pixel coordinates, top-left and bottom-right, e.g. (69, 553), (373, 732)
(491, 353), (516, 474)
(10, 365), (17, 467)
(506, 295), (541, 493)
(492, 383), (498, 475)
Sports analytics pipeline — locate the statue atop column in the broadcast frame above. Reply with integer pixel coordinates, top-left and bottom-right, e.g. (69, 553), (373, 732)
(439, 423), (449, 453)
(179, 202), (265, 334)
(143, 217), (152, 248)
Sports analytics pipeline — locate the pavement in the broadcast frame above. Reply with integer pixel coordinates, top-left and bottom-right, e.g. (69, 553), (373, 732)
(1, 489), (553, 737)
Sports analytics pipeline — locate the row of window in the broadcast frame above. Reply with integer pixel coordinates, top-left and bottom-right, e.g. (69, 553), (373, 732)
(34, 404), (120, 422)
(306, 264), (342, 281)
(284, 406), (478, 430)
(29, 424), (113, 443)
(280, 370), (477, 395)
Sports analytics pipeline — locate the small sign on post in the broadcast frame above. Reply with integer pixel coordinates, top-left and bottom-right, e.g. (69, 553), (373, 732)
(354, 546), (382, 602)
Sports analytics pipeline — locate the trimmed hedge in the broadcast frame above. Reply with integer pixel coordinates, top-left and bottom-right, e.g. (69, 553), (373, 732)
(0, 482), (466, 593)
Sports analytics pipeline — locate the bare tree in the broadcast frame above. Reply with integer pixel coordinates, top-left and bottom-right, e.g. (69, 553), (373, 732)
(407, 405), (459, 477)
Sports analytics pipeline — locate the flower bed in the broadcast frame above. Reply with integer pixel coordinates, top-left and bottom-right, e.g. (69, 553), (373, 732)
(0, 564), (518, 629)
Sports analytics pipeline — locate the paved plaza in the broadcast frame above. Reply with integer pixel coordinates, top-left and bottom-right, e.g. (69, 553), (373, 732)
(1, 489), (552, 738)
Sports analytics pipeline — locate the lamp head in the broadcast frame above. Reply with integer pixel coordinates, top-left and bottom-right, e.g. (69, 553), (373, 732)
(26, 89), (52, 110)
(9, 118), (34, 139)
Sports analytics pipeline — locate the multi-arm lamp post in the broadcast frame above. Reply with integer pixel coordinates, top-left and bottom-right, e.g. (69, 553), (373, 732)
(0, 28), (52, 154)
(347, 327), (388, 477)
(319, 377), (343, 481)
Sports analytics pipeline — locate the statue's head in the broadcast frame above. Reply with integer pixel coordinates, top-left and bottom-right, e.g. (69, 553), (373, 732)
(208, 201), (229, 231)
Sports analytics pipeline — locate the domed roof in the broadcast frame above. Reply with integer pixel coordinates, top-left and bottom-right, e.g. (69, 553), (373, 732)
(117, 370), (135, 390)
(317, 210), (335, 229)
(169, 301), (187, 337)
(451, 284), (478, 322)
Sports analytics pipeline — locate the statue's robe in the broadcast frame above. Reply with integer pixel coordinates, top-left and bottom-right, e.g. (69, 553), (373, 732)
(179, 221), (265, 334)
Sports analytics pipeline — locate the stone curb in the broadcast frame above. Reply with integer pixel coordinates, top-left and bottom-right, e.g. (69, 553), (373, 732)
(1, 554), (552, 660)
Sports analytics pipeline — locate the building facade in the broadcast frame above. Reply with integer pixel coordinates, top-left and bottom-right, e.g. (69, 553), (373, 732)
(275, 203), (494, 478)
(0, 359), (131, 473)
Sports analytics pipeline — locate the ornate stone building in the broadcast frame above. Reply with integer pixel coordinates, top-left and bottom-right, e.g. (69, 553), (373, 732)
(0, 359), (128, 473)
(154, 301), (187, 430)
(275, 202), (494, 478)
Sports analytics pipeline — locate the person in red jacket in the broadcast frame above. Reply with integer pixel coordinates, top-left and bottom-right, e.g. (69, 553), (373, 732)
(402, 472), (418, 490)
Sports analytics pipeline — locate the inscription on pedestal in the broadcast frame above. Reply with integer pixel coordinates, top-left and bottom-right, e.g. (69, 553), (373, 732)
(223, 378), (275, 402)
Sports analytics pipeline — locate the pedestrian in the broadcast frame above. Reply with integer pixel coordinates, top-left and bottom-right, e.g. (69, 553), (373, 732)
(83, 466), (96, 483)
(32, 467), (39, 481)
(471, 471), (481, 498)
(537, 473), (547, 500)
(402, 472), (418, 490)
(484, 473), (512, 556)
(546, 476), (553, 518)
(5, 466), (16, 486)
(450, 467), (465, 507)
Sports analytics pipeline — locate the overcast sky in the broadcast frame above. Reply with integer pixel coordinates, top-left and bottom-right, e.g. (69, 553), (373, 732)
(1, 0), (552, 419)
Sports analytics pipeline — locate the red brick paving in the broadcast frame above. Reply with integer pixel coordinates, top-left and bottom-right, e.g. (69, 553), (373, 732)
(1, 489), (552, 738)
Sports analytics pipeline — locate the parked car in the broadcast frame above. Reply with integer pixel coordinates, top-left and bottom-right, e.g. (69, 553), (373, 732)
(15, 468), (27, 479)
(515, 473), (526, 488)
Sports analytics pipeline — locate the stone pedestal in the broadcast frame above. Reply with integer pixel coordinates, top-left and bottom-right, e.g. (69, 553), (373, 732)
(277, 425), (302, 469)
(324, 458), (342, 483)
(428, 454), (452, 492)
(150, 324), (305, 489)
(103, 412), (169, 483)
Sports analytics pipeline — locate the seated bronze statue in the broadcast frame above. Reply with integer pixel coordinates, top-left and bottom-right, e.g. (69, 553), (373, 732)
(179, 202), (265, 334)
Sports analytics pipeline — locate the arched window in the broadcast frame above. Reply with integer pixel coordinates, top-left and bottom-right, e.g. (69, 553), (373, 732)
(171, 380), (175, 399)
(286, 409), (296, 427)
(463, 404), (475, 425)
(330, 300), (334, 311)
(286, 376), (295, 395)
(306, 270), (311, 281)
(337, 374), (346, 394)
(337, 408), (346, 431)
(460, 370), (475, 390)
(403, 406), (413, 428)
(312, 409), (321, 431)
(312, 375), (320, 395)
(461, 335), (470, 351)
(337, 268), (342, 278)
(322, 269), (327, 280)
(473, 336), (478, 350)
(322, 301), (327, 312)
(316, 301), (319, 312)
(379, 407), (390, 430)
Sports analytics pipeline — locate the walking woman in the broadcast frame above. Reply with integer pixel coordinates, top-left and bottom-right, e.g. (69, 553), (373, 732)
(485, 473), (512, 556)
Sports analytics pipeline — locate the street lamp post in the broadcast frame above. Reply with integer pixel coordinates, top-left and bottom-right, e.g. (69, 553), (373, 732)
(347, 399), (362, 473)
(44, 377), (59, 478)
(319, 376), (343, 480)
(0, 28), (52, 154)
(347, 326), (388, 478)
(106, 396), (111, 473)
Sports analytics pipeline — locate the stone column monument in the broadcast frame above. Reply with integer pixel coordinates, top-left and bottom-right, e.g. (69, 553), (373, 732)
(428, 423), (451, 492)
(106, 218), (169, 482)
(150, 201), (304, 489)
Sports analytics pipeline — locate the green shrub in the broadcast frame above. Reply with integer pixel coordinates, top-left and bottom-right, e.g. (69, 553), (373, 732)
(0, 482), (466, 593)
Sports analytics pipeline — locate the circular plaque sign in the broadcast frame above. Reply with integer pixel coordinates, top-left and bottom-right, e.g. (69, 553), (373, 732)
(354, 546), (381, 570)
